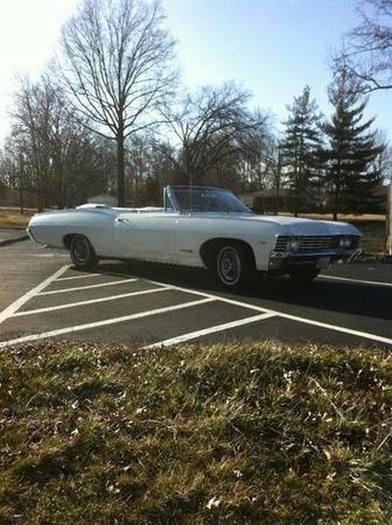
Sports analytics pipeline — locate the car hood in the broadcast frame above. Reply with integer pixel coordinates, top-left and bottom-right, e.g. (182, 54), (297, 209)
(190, 212), (361, 236)
(247, 215), (361, 236)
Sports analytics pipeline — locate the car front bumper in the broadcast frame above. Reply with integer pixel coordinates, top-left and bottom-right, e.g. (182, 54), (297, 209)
(268, 249), (360, 274)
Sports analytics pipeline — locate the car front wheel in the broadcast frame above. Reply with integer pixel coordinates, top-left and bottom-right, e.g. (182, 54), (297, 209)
(70, 235), (98, 270)
(214, 244), (255, 290)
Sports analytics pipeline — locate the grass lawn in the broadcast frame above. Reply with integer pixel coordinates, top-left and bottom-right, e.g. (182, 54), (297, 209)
(0, 340), (391, 524)
(0, 209), (33, 229)
(352, 220), (386, 255)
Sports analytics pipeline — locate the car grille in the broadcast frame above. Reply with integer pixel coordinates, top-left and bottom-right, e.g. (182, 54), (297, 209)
(274, 235), (359, 253)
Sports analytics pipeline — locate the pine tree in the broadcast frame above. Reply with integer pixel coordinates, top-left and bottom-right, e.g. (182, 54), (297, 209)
(281, 86), (323, 216)
(324, 68), (384, 220)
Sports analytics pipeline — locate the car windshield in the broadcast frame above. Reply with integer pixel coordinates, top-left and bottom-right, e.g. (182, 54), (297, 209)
(171, 187), (253, 214)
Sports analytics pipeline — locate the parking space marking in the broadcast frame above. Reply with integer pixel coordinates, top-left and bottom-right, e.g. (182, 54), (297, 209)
(38, 278), (137, 295)
(145, 312), (276, 348)
(146, 278), (392, 346)
(2, 264), (391, 350)
(0, 297), (215, 348)
(318, 274), (392, 288)
(266, 311), (392, 345)
(12, 286), (172, 317)
(56, 273), (102, 281)
(0, 265), (70, 325)
(18, 253), (70, 258)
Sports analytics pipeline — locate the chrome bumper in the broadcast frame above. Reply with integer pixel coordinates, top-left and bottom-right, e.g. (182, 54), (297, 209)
(268, 249), (361, 273)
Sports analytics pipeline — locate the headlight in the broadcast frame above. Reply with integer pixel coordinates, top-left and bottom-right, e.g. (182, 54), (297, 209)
(288, 238), (300, 252)
(339, 236), (352, 249)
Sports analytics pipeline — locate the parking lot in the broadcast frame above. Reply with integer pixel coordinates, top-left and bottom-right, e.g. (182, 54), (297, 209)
(0, 240), (391, 349)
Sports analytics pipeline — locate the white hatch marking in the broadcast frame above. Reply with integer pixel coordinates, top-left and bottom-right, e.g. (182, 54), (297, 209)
(267, 311), (392, 345)
(0, 265), (70, 326)
(38, 278), (137, 295)
(12, 286), (172, 317)
(145, 312), (276, 348)
(143, 277), (392, 346)
(0, 298), (215, 348)
(318, 274), (392, 288)
(56, 273), (103, 281)
(113, 273), (275, 313)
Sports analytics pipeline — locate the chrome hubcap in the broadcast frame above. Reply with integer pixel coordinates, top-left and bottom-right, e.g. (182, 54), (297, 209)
(217, 247), (241, 285)
(73, 238), (89, 264)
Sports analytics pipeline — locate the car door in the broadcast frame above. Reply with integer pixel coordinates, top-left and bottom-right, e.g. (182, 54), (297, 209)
(113, 212), (179, 263)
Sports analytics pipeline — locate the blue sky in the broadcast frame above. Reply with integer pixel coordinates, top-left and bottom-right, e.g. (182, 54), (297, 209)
(164, 0), (392, 138)
(0, 0), (390, 141)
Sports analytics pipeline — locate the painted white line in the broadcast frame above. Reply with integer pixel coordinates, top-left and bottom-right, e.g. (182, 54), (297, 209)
(12, 286), (172, 317)
(319, 274), (392, 288)
(0, 298), (215, 348)
(145, 278), (273, 312)
(19, 253), (70, 258)
(143, 278), (392, 346)
(111, 273), (274, 314)
(56, 273), (103, 281)
(268, 311), (392, 345)
(145, 312), (276, 348)
(38, 278), (137, 295)
(0, 265), (70, 325)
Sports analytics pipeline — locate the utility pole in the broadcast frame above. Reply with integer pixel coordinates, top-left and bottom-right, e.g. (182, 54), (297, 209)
(386, 183), (392, 256)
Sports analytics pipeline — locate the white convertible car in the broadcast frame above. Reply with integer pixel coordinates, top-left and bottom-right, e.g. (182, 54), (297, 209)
(27, 185), (361, 289)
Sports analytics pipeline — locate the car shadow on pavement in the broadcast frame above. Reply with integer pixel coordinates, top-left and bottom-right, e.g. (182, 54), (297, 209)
(78, 259), (392, 324)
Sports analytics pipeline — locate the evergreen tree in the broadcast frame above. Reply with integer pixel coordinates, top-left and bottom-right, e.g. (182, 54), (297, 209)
(324, 68), (384, 220)
(281, 86), (323, 216)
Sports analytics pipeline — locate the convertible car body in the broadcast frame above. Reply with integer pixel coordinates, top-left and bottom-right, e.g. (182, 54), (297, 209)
(27, 186), (361, 288)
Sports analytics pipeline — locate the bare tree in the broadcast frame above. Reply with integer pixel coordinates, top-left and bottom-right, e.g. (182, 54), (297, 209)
(124, 133), (175, 205)
(340, 0), (392, 92)
(8, 75), (111, 210)
(11, 76), (54, 211)
(237, 120), (277, 192)
(0, 138), (27, 212)
(60, 0), (176, 206)
(160, 82), (269, 187)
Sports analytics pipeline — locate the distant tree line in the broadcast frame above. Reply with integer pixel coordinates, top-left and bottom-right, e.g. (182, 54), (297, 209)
(0, 0), (391, 218)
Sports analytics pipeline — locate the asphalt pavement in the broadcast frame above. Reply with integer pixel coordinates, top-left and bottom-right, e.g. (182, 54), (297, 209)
(0, 228), (28, 246)
(0, 239), (391, 349)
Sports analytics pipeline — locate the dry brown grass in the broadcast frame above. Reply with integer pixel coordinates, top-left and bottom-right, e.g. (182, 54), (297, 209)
(0, 340), (391, 524)
(0, 208), (34, 229)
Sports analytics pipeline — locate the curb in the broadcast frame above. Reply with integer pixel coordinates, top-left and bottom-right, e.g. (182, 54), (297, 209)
(0, 235), (29, 247)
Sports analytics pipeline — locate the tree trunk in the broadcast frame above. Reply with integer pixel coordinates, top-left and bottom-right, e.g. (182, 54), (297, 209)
(117, 133), (125, 207)
(332, 163), (341, 222)
(37, 191), (44, 213)
(274, 174), (280, 215)
(19, 186), (24, 214)
(333, 182), (339, 221)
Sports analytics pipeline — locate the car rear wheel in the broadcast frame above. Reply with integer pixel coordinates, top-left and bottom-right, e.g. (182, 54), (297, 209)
(214, 244), (255, 290)
(70, 235), (98, 270)
(289, 269), (319, 285)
